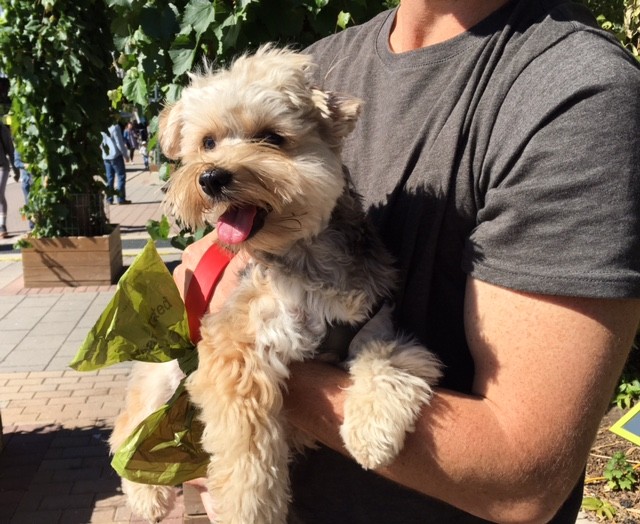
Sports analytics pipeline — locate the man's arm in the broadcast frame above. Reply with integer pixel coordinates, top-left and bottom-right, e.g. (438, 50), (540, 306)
(112, 126), (130, 161)
(284, 277), (640, 524)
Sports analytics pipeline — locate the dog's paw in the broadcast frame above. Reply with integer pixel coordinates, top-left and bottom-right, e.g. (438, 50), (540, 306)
(340, 378), (423, 470)
(341, 342), (438, 470)
(122, 479), (175, 523)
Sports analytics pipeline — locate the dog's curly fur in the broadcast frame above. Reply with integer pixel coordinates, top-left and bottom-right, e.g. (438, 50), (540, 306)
(110, 45), (442, 524)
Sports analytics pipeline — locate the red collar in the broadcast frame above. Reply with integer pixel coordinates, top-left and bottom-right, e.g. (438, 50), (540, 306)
(184, 243), (234, 344)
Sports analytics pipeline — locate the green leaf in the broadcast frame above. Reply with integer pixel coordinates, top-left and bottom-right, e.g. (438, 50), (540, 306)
(170, 234), (191, 251)
(581, 496), (603, 511)
(164, 83), (184, 104)
(337, 10), (352, 30)
(582, 495), (617, 520)
(146, 215), (172, 240)
(106, 0), (134, 7)
(183, 0), (218, 37)
(158, 162), (172, 182)
(123, 68), (148, 106)
(169, 34), (198, 77)
(216, 12), (244, 52)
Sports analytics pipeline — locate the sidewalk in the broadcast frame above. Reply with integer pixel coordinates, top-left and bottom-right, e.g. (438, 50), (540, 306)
(0, 160), (187, 523)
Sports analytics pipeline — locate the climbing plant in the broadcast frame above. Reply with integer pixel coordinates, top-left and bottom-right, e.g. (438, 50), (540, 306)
(106, 0), (395, 123)
(0, 0), (119, 237)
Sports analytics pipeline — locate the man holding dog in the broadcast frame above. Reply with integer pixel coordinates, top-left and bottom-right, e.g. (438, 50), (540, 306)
(175, 0), (640, 522)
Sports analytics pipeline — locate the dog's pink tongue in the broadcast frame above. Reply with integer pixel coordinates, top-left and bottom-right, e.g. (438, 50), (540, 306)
(217, 206), (257, 244)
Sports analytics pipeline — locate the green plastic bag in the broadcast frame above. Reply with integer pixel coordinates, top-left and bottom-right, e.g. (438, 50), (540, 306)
(111, 380), (209, 485)
(70, 240), (209, 485)
(70, 240), (194, 371)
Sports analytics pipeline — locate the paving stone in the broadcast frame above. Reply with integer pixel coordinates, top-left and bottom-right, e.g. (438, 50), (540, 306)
(38, 457), (85, 470)
(0, 329), (29, 343)
(30, 321), (80, 336)
(71, 477), (121, 495)
(53, 466), (105, 483)
(10, 510), (64, 524)
(0, 166), (187, 522)
(19, 383), (60, 393)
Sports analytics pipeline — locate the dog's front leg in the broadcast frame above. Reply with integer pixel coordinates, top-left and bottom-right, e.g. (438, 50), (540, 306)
(187, 316), (291, 524)
(110, 361), (182, 522)
(340, 305), (442, 470)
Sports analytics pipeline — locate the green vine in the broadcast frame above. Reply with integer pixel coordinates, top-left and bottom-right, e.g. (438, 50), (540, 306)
(106, 1), (394, 128)
(583, 0), (640, 59)
(0, 0), (119, 238)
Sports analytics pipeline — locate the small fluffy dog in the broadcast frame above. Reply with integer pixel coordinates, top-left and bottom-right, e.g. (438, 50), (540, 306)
(110, 45), (442, 523)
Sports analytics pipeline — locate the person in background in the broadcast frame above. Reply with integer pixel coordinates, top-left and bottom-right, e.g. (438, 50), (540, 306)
(101, 121), (131, 205)
(173, 0), (640, 522)
(136, 118), (149, 143)
(139, 141), (149, 171)
(14, 149), (33, 229)
(123, 121), (138, 163)
(0, 121), (19, 238)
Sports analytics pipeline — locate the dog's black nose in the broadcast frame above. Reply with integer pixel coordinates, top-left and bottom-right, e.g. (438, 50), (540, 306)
(199, 168), (233, 196)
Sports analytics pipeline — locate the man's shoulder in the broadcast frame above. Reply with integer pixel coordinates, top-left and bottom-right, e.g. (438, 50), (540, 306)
(513, 0), (636, 64)
(504, 1), (640, 100)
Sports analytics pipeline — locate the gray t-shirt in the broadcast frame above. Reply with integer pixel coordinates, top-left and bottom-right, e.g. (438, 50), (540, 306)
(290, 0), (640, 522)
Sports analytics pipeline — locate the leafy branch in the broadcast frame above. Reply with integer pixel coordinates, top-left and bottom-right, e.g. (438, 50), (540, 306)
(0, 0), (118, 237)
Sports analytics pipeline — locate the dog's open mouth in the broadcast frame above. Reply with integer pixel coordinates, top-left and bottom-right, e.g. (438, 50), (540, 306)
(217, 205), (268, 244)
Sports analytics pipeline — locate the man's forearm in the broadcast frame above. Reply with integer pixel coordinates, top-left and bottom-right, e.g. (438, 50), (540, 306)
(283, 283), (640, 523)
(284, 361), (579, 524)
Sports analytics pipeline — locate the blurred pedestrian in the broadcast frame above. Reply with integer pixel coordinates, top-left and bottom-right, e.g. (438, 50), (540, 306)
(14, 150), (33, 229)
(0, 121), (20, 238)
(101, 122), (131, 205)
(123, 121), (138, 163)
(136, 118), (148, 143)
(139, 141), (149, 171)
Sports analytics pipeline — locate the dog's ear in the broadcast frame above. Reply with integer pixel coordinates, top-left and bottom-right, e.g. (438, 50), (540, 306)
(312, 88), (362, 144)
(158, 101), (183, 160)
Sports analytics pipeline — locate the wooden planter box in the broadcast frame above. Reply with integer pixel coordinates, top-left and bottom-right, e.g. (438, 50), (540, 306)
(21, 225), (123, 288)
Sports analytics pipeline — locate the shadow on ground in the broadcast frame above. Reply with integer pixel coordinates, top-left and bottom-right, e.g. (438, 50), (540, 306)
(0, 423), (122, 523)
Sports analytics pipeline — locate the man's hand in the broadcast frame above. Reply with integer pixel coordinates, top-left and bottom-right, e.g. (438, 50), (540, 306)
(12, 166), (20, 182)
(172, 230), (249, 314)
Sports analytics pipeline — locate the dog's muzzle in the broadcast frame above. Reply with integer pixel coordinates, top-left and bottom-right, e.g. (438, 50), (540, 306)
(199, 168), (233, 197)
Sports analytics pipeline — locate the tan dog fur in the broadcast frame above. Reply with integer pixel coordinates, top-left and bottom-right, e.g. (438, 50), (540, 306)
(110, 46), (441, 524)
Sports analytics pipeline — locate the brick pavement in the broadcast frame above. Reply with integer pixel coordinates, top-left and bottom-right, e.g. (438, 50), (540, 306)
(0, 161), (188, 523)
(0, 368), (185, 524)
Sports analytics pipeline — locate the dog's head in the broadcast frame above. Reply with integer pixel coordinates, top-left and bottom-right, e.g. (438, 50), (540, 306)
(159, 45), (361, 255)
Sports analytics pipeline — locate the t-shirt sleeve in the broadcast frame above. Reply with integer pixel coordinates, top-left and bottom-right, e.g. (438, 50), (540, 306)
(463, 32), (640, 298)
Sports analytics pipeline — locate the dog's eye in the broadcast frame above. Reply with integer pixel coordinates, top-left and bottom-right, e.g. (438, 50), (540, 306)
(254, 132), (285, 147)
(202, 136), (216, 150)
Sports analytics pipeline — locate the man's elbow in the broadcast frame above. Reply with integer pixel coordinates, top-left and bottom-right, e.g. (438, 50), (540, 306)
(483, 476), (581, 524)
